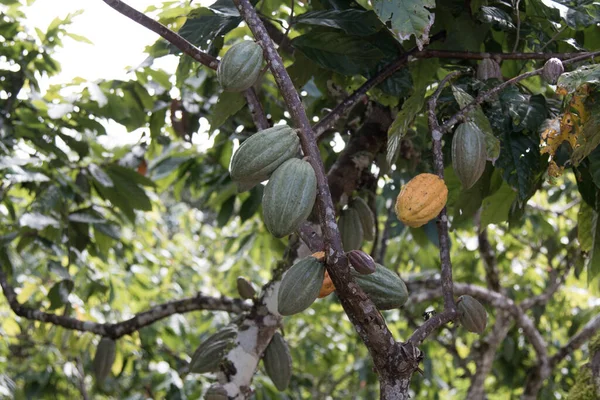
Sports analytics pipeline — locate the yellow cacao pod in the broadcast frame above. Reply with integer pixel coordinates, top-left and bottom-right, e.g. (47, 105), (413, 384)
(395, 173), (448, 228)
(318, 270), (336, 298)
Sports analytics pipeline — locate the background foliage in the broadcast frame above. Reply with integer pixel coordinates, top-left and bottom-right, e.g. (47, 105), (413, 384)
(0, 0), (599, 398)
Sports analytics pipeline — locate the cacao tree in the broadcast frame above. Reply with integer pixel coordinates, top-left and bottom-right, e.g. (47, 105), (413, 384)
(1, 0), (600, 399)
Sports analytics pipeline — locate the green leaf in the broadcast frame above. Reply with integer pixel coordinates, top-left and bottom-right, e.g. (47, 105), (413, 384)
(387, 88), (426, 166)
(65, 32), (93, 44)
(294, 9), (383, 36)
(571, 104), (600, 166)
(557, 64), (600, 94)
(217, 196), (236, 227)
(588, 208), (600, 284)
(209, 91), (246, 130)
(372, 0), (435, 50)
(477, 6), (515, 30)
(20, 213), (60, 230)
(496, 132), (544, 201)
(88, 164), (113, 187)
(292, 31), (385, 76)
(579, 202), (594, 252)
(480, 182), (517, 227)
(175, 9), (240, 51)
(47, 279), (74, 310)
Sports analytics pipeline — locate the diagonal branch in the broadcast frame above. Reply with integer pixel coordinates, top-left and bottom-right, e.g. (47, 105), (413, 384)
(550, 313), (600, 368)
(0, 268), (250, 338)
(101, 0), (269, 130)
(231, 0), (402, 393)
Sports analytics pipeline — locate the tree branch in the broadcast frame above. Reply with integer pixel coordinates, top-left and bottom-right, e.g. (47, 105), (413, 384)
(101, 0), (269, 131)
(232, 0), (403, 390)
(415, 49), (599, 61)
(550, 314), (600, 368)
(0, 268), (250, 338)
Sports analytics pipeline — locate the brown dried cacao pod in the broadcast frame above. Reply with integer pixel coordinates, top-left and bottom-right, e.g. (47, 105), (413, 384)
(347, 250), (376, 275)
(477, 58), (502, 81)
(457, 295), (488, 334)
(236, 276), (256, 299)
(542, 57), (564, 84)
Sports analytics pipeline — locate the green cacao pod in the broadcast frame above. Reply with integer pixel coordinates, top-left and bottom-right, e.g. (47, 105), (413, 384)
(350, 197), (375, 241)
(93, 337), (116, 384)
(542, 57), (564, 84)
(347, 250), (376, 275)
(351, 264), (408, 310)
(230, 125), (299, 191)
(205, 384), (228, 400)
(338, 208), (364, 251)
(217, 40), (264, 92)
(189, 325), (238, 373)
(477, 58), (502, 81)
(263, 158), (317, 238)
(278, 255), (325, 315)
(263, 332), (292, 391)
(457, 295), (487, 334)
(451, 122), (487, 190)
(236, 276), (256, 299)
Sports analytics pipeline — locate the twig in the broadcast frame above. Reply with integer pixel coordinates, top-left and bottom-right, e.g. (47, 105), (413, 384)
(101, 0), (269, 131)
(0, 268), (250, 338)
(232, 0), (399, 381)
(408, 309), (458, 346)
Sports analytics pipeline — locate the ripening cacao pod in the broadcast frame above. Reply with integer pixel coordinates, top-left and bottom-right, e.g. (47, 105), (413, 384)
(205, 384), (228, 400)
(457, 295), (488, 334)
(230, 125), (299, 191)
(542, 57), (564, 84)
(217, 40), (264, 92)
(93, 337), (116, 384)
(318, 270), (336, 298)
(477, 58), (502, 80)
(347, 250), (376, 275)
(395, 173), (448, 228)
(350, 197), (375, 241)
(278, 255), (325, 315)
(236, 276), (256, 299)
(263, 332), (292, 391)
(351, 264), (408, 310)
(338, 208), (364, 251)
(263, 158), (317, 238)
(189, 325), (238, 373)
(451, 122), (487, 190)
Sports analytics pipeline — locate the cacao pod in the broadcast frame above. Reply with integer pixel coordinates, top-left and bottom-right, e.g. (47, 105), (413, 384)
(395, 173), (448, 228)
(263, 158), (317, 238)
(217, 40), (264, 92)
(312, 251), (325, 261)
(477, 58), (502, 80)
(352, 264), (408, 310)
(189, 325), (238, 373)
(350, 197), (375, 241)
(347, 250), (376, 275)
(451, 122), (487, 190)
(263, 332), (292, 391)
(338, 208), (364, 251)
(542, 57), (564, 84)
(230, 124), (299, 191)
(318, 270), (336, 298)
(457, 295), (487, 334)
(278, 255), (325, 315)
(205, 384), (228, 400)
(236, 276), (256, 299)
(93, 337), (116, 384)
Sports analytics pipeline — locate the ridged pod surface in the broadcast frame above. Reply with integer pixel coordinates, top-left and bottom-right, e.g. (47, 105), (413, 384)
(230, 125), (299, 191)
(217, 41), (264, 92)
(93, 337), (116, 384)
(205, 385), (228, 400)
(263, 332), (292, 391)
(347, 250), (376, 275)
(350, 197), (375, 241)
(458, 295), (488, 334)
(477, 58), (502, 80)
(236, 276), (256, 299)
(263, 158), (317, 238)
(542, 58), (564, 84)
(278, 256), (325, 315)
(338, 208), (364, 251)
(395, 173), (448, 228)
(451, 122), (487, 190)
(189, 325), (238, 373)
(351, 264), (408, 310)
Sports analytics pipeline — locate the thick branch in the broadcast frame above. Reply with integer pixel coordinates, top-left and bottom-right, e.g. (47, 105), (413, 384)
(232, 0), (398, 378)
(550, 314), (600, 368)
(0, 268), (249, 338)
